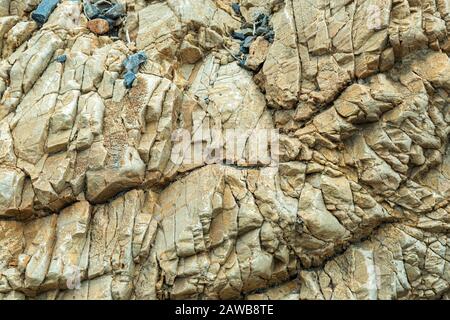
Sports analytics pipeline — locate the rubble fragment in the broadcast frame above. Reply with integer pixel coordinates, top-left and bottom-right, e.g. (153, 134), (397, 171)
(122, 51), (147, 88)
(55, 54), (67, 63)
(231, 3), (241, 16)
(83, 0), (125, 35)
(31, 0), (60, 25)
(87, 17), (110, 35)
(231, 10), (275, 71)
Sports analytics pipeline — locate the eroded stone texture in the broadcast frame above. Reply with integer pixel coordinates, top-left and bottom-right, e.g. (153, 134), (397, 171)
(0, 0), (448, 300)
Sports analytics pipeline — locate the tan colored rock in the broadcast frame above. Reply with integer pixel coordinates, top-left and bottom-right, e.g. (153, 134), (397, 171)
(179, 41), (203, 64)
(298, 183), (349, 243)
(246, 37), (270, 71)
(261, 2), (300, 109)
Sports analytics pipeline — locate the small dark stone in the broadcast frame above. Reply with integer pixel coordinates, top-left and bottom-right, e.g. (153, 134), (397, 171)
(233, 11), (275, 71)
(95, 1), (113, 12)
(103, 3), (125, 20)
(84, 1), (125, 32)
(83, 1), (100, 20)
(31, 0), (60, 25)
(124, 71), (137, 89)
(240, 45), (248, 54)
(239, 36), (255, 54)
(238, 57), (247, 68)
(231, 3), (241, 16)
(240, 28), (254, 36)
(255, 13), (269, 27)
(123, 51), (147, 88)
(243, 36), (255, 48)
(56, 54), (67, 63)
(232, 31), (246, 41)
(109, 27), (120, 37)
(238, 57), (253, 71)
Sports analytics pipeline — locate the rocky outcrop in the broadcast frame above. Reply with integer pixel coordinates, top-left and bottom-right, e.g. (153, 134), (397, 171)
(0, 0), (449, 300)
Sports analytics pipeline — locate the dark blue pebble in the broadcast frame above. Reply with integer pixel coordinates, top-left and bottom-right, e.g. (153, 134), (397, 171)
(231, 3), (241, 15)
(84, 1), (100, 19)
(31, 0), (60, 25)
(56, 54), (67, 63)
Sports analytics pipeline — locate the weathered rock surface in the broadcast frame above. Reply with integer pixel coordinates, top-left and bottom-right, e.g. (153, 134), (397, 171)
(0, 0), (448, 300)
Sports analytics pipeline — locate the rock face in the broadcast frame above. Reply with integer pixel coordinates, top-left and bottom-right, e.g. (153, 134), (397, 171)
(0, 0), (449, 300)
